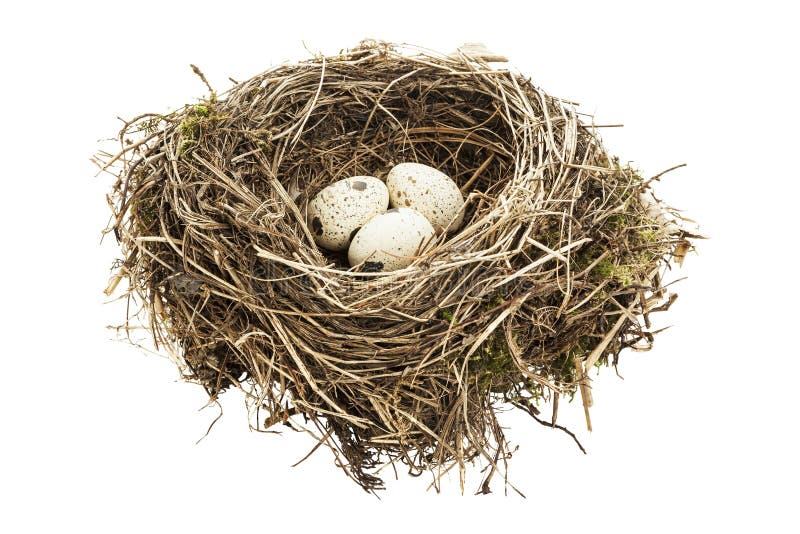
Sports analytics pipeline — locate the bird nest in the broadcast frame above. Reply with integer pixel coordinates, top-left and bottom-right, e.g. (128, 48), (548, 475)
(101, 41), (696, 494)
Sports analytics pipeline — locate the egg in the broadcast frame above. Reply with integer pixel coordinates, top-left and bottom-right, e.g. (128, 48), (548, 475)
(348, 208), (436, 271)
(307, 176), (389, 251)
(386, 162), (465, 231)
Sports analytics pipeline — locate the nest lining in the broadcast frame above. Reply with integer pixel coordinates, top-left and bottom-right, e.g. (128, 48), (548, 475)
(102, 41), (694, 493)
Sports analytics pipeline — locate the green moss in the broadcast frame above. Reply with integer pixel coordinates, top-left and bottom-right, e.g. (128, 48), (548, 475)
(593, 257), (614, 279)
(178, 116), (200, 140)
(573, 243), (604, 271)
(576, 249), (637, 287)
(637, 228), (658, 243)
(470, 330), (515, 393)
(177, 140), (195, 156)
(178, 100), (224, 141)
(608, 213), (628, 231)
(175, 100), (227, 157)
(613, 264), (635, 286)
(439, 308), (457, 325)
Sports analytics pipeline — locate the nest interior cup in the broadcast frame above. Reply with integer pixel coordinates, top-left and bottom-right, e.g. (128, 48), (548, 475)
(104, 41), (694, 493)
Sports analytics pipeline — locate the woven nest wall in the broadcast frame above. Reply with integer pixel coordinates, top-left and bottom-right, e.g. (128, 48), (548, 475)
(102, 41), (696, 493)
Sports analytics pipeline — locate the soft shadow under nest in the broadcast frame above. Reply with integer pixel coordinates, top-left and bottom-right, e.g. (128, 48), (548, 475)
(102, 41), (696, 494)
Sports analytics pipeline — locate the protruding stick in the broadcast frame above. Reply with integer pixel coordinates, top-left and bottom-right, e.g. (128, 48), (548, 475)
(574, 357), (593, 432)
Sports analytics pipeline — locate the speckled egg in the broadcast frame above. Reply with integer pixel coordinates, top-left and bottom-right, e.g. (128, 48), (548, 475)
(307, 176), (389, 251)
(348, 208), (436, 271)
(386, 162), (465, 231)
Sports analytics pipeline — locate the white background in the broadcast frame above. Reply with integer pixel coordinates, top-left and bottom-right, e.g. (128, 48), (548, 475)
(1, 0), (797, 531)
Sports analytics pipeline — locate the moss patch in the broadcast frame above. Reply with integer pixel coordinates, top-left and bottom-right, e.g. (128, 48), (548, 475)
(177, 99), (225, 155)
(471, 329), (515, 393)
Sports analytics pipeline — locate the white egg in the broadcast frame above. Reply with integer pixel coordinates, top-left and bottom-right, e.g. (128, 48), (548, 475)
(348, 208), (436, 271)
(307, 176), (389, 251)
(386, 162), (465, 231)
